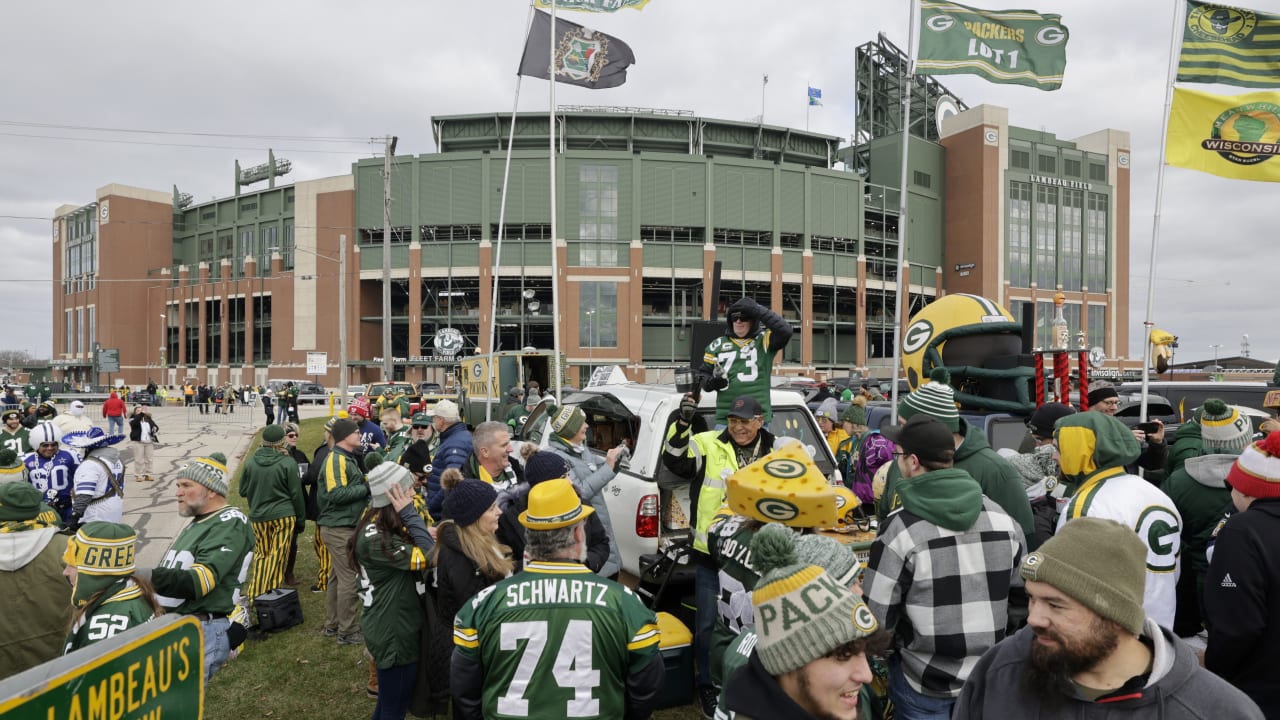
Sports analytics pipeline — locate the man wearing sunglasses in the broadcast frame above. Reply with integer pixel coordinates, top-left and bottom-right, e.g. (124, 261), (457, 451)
(22, 421), (78, 525)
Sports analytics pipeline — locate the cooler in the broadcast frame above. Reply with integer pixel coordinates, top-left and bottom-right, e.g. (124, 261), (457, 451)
(253, 587), (304, 632)
(655, 611), (693, 709)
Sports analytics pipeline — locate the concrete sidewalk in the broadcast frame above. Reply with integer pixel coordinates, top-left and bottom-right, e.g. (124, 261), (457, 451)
(117, 403), (334, 568)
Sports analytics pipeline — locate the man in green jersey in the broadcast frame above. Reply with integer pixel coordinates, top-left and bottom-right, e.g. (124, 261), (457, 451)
(0, 409), (29, 454)
(452, 478), (664, 720)
(702, 297), (794, 426)
(148, 453), (254, 683)
(317, 418), (370, 645)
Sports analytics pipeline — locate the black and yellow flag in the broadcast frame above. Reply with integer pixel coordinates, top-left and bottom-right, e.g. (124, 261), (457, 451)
(1179, 1), (1280, 87)
(1167, 86), (1280, 182)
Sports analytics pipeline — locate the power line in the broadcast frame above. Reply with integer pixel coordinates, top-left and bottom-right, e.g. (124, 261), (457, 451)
(0, 131), (372, 155)
(0, 119), (371, 143)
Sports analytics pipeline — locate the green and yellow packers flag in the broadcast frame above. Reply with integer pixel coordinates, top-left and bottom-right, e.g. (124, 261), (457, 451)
(534, 0), (649, 11)
(1178, 1), (1280, 88)
(1167, 86), (1280, 182)
(518, 9), (636, 89)
(916, 1), (1069, 90)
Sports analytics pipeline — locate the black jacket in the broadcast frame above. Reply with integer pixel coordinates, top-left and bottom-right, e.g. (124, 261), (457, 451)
(1204, 497), (1280, 714)
(497, 481), (611, 574)
(127, 412), (158, 442)
(304, 443), (330, 521)
(434, 522), (507, 629)
(724, 651), (827, 720)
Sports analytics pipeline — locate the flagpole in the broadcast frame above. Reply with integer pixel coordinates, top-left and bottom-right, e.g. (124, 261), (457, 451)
(761, 74), (768, 123)
(806, 79), (811, 131)
(486, 2), (537, 422)
(889, 0), (920, 426)
(1138, 0), (1183, 424)
(549, 0), (564, 404)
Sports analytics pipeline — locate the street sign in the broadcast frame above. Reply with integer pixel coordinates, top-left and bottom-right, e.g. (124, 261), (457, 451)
(306, 351), (327, 375)
(98, 348), (120, 373)
(0, 615), (204, 719)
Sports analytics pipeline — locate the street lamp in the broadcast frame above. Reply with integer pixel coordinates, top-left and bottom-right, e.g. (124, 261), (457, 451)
(158, 314), (166, 373)
(1210, 343), (1223, 376)
(585, 310), (596, 378)
(521, 289), (539, 351)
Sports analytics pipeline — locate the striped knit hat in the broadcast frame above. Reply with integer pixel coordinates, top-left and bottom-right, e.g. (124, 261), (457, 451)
(366, 453), (414, 508)
(551, 406), (587, 439)
(750, 523), (880, 675)
(63, 521), (136, 576)
(178, 453), (229, 496)
(0, 449), (25, 484)
(898, 367), (960, 432)
(1201, 399), (1253, 452)
(1227, 432), (1280, 499)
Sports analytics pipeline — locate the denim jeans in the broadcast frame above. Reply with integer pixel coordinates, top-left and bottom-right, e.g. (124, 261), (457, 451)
(695, 562), (719, 690)
(889, 657), (955, 720)
(202, 617), (231, 682)
(107, 416), (124, 436)
(372, 662), (416, 720)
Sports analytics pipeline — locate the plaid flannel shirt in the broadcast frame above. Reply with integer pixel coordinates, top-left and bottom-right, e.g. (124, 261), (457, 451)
(864, 496), (1025, 698)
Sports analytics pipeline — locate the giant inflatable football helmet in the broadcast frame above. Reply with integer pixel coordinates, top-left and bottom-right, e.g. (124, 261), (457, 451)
(900, 293), (1036, 414)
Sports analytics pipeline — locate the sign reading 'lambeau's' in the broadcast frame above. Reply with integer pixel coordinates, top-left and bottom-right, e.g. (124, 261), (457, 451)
(0, 616), (204, 720)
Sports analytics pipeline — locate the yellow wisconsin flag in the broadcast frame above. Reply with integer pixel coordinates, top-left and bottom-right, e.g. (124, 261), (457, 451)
(1167, 86), (1280, 182)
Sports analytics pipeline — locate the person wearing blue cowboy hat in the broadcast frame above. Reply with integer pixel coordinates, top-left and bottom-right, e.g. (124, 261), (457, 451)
(65, 427), (127, 527)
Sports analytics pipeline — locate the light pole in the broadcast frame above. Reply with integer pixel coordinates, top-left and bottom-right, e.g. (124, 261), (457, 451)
(1210, 343), (1223, 377)
(158, 313), (166, 375)
(522, 289), (539, 351)
(585, 310), (595, 379)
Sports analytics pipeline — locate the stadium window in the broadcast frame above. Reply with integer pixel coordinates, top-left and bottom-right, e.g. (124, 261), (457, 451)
(913, 171), (931, 189)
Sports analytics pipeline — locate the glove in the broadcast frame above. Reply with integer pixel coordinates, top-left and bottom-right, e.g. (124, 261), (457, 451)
(678, 394), (698, 424)
(727, 297), (759, 322)
(66, 513), (82, 533)
(703, 364), (729, 392)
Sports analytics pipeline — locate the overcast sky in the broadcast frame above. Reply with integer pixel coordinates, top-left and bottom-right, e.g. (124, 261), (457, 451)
(1, 0), (1271, 367)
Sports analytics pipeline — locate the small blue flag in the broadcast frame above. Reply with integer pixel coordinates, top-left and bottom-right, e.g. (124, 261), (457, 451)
(807, 86), (822, 106)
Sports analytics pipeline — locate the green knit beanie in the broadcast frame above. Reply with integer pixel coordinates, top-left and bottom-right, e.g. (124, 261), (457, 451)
(178, 453), (229, 496)
(0, 448), (25, 484)
(840, 398), (868, 426)
(0, 481), (42, 522)
(262, 424), (288, 450)
(749, 523), (880, 675)
(550, 405), (587, 440)
(898, 367), (960, 432)
(1020, 517), (1147, 635)
(1200, 399), (1252, 452)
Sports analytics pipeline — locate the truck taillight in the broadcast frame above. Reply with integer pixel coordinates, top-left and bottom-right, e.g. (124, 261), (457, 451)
(636, 494), (659, 538)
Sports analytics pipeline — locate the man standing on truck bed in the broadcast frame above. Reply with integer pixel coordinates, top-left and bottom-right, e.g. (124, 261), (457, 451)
(703, 296), (793, 426)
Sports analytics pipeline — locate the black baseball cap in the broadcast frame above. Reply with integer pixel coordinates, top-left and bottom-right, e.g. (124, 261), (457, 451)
(727, 395), (764, 420)
(882, 415), (955, 463)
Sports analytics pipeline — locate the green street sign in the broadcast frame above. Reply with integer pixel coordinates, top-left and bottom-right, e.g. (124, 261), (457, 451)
(0, 615), (204, 720)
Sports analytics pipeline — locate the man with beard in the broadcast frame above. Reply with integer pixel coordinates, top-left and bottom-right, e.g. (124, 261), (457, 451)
(955, 517), (1261, 718)
(0, 409), (29, 454)
(146, 454), (255, 683)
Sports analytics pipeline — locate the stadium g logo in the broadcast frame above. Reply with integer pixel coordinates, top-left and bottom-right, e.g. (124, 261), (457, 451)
(1136, 507), (1181, 572)
(755, 498), (800, 522)
(1188, 4), (1256, 43)
(925, 13), (955, 32)
(1036, 25), (1067, 46)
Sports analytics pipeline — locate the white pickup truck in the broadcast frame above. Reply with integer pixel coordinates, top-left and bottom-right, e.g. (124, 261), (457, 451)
(515, 382), (839, 577)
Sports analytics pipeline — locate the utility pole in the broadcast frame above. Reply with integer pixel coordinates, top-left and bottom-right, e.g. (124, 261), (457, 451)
(339, 234), (348, 402)
(381, 135), (397, 382)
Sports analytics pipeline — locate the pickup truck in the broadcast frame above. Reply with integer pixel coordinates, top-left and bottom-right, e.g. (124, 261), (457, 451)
(515, 382), (839, 578)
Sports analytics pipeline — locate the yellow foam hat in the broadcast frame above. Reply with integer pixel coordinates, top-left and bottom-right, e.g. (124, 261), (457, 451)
(726, 443), (837, 528)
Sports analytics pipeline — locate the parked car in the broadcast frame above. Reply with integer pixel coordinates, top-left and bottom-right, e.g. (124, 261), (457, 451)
(418, 382), (443, 395)
(515, 383), (839, 578)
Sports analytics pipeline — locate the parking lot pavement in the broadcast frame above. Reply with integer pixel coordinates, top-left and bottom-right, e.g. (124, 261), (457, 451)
(118, 403), (335, 568)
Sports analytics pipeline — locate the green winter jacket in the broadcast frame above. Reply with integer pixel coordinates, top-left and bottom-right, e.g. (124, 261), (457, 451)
(317, 446), (369, 528)
(238, 447), (305, 524)
(879, 419), (1036, 547)
(1164, 453), (1235, 600)
(895, 467), (985, 531)
(0, 527), (70, 679)
(1165, 420), (1204, 478)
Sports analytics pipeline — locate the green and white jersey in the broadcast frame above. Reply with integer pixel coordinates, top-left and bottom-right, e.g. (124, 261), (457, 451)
(703, 331), (779, 423)
(153, 505), (255, 616)
(65, 580), (157, 654)
(384, 428), (412, 464)
(453, 561), (660, 720)
(356, 520), (428, 669)
(707, 511), (762, 634)
(0, 426), (29, 455)
(506, 405), (530, 433)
